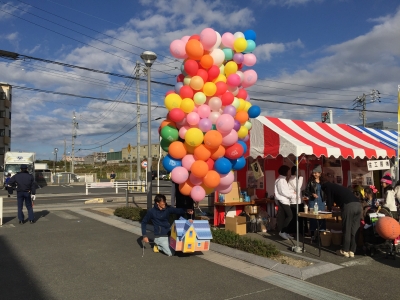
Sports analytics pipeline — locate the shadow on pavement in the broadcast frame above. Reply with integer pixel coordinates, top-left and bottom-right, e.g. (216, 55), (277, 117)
(0, 236), (50, 299)
(34, 210), (50, 221)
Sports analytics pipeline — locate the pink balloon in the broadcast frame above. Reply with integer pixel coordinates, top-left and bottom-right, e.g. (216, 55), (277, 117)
(209, 111), (221, 124)
(222, 129), (238, 147)
(227, 85), (238, 96)
(197, 104), (211, 119)
(179, 125), (190, 139)
(181, 36), (190, 43)
(176, 117), (188, 127)
(219, 172), (234, 186)
(170, 40), (187, 59)
(227, 74), (241, 87)
(242, 70), (258, 88)
(186, 112), (200, 126)
(221, 32), (235, 49)
(200, 28), (217, 51)
(216, 183), (233, 194)
(208, 97), (222, 111)
(171, 166), (189, 184)
(189, 173), (203, 186)
(243, 53), (257, 67)
(216, 114), (235, 134)
(182, 154), (195, 171)
(190, 185), (206, 202)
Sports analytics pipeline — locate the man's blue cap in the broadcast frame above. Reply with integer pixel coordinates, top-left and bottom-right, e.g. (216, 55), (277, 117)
(20, 164), (28, 169)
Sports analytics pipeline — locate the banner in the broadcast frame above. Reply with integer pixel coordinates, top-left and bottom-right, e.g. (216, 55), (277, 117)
(250, 161), (264, 180)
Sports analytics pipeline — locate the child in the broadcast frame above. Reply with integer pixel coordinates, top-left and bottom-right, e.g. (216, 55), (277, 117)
(141, 194), (193, 256)
(380, 175), (398, 220)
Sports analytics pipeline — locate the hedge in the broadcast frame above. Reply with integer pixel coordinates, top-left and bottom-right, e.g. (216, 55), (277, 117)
(113, 206), (175, 224)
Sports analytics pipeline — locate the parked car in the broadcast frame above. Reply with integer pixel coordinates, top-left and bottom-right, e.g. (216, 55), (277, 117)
(151, 170), (167, 180)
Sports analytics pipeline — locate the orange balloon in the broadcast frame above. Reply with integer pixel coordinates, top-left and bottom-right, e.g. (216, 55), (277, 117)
(201, 183), (215, 195)
(185, 39), (204, 60)
(209, 145), (226, 160)
(191, 161), (209, 178)
(203, 170), (220, 188)
(179, 180), (194, 196)
(194, 144), (211, 161)
(204, 130), (222, 149)
(184, 142), (196, 154)
(168, 141), (187, 159)
(235, 111), (249, 125)
(200, 54), (214, 69)
(160, 119), (176, 129)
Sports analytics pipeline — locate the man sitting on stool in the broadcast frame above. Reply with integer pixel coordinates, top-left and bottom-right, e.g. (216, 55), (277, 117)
(8, 164), (37, 224)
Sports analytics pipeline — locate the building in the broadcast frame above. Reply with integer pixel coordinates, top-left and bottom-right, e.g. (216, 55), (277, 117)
(62, 155), (85, 164)
(170, 218), (212, 253)
(361, 121), (397, 131)
(0, 83), (12, 167)
(106, 143), (167, 164)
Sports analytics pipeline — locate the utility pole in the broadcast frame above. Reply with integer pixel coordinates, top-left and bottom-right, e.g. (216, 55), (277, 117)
(71, 112), (78, 173)
(63, 139), (66, 171)
(353, 89), (381, 126)
(136, 61), (144, 181)
(100, 146), (103, 180)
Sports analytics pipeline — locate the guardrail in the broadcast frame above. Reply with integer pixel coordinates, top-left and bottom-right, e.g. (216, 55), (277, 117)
(85, 181), (146, 195)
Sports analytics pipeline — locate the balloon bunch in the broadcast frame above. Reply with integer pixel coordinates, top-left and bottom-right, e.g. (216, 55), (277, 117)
(160, 28), (261, 202)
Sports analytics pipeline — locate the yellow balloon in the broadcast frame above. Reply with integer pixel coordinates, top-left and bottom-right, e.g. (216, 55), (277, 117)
(238, 126), (249, 139)
(193, 92), (206, 105)
(180, 98), (195, 113)
(190, 75), (204, 91)
(224, 61), (238, 76)
(219, 64), (225, 76)
(237, 99), (246, 111)
(231, 97), (240, 109)
(183, 76), (191, 86)
(234, 37), (248, 53)
(203, 82), (217, 97)
(185, 128), (204, 147)
(212, 74), (227, 83)
(244, 121), (252, 130)
(244, 101), (252, 112)
(164, 93), (182, 111)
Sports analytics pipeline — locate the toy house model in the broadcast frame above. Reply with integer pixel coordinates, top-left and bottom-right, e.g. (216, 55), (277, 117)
(170, 218), (213, 253)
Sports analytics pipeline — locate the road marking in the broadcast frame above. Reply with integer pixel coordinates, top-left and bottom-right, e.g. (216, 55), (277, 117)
(223, 287), (277, 300)
(68, 199), (91, 202)
(0, 224), (15, 228)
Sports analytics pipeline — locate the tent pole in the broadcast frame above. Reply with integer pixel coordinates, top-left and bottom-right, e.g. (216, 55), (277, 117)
(292, 156), (302, 253)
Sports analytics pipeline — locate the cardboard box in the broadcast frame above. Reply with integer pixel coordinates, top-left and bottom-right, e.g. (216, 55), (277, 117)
(225, 215), (247, 235)
(245, 205), (259, 215)
(222, 182), (241, 203)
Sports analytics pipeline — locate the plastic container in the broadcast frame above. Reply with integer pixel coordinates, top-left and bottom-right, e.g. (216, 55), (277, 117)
(331, 230), (343, 245)
(320, 230), (332, 247)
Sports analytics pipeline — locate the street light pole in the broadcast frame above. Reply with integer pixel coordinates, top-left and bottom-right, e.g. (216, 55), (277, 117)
(141, 51), (157, 210)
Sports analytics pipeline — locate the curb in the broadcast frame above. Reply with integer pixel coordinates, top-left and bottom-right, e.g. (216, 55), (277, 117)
(108, 214), (342, 280)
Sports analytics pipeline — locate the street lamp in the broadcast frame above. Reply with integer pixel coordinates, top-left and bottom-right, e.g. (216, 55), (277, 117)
(141, 50), (157, 210)
(53, 148), (58, 173)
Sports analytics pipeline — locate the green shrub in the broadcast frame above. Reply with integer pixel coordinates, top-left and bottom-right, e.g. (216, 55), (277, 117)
(211, 228), (280, 258)
(114, 207), (147, 221)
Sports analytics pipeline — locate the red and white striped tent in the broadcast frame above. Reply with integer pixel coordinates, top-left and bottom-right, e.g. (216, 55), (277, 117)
(249, 116), (396, 159)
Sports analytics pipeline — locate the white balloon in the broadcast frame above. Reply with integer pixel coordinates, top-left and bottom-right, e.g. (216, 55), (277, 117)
(234, 32), (244, 39)
(210, 48), (225, 66)
(236, 71), (244, 83)
(227, 85), (239, 96)
(211, 31), (222, 51)
(209, 111), (221, 124)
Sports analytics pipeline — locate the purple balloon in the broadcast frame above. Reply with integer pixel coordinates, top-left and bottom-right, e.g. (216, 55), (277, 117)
(233, 120), (241, 131)
(198, 118), (212, 132)
(233, 53), (244, 64)
(223, 105), (236, 117)
(240, 135), (250, 142)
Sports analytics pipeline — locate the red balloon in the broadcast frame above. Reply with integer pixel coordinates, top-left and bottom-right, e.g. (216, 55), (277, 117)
(237, 89), (248, 100)
(169, 108), (185, 123)
(177, 74), (184, 82)
(215, 81), (227, 96)
(224, 143), (244, 159)
(165, 90), (175, 96)
(184, 59), (199, 77)
(237, 63), (243, 70)
(197, 69), (208, 83)
(206, 158), (215, 170)
(221, 92), (234, 106)
(179, 86), (194, 99)
(208, 65), (220, 81)
(189, 34), (200, 41)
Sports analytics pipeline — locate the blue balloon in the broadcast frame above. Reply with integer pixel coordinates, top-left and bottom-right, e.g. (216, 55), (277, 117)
(174, 82), (183, 93)
(244, 29), (256, 41)
(162, 155), (182, 173)
(230, 156), (246, 171)
(248, 105), (261, 118)
(244, 40), (256, 53)
(237, 140), (247, 153)
(214, 157), (232, 175)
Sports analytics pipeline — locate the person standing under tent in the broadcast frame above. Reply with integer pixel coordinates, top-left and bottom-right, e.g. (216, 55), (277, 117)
(275, 165), (296, 240)
(304, 165), (326, 239)
(287, 166), (304, 236)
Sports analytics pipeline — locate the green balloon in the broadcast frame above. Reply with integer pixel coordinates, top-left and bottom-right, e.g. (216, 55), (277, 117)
(160, 138), (171, 152)
(160, 125), (179, 142)
(212, 124), (217, 130)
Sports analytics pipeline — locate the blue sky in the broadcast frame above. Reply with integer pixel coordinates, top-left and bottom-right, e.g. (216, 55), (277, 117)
(0, 0), (399, 160)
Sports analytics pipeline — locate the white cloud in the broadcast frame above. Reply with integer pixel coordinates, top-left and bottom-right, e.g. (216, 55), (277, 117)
(0, 2), (29, 21)
(254, 39), (304, 61)
(266, 0), (323, 7)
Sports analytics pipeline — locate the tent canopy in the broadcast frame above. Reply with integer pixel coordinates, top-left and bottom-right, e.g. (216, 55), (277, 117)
(249, 116), (396, 159)
(350, 126), (397, 150)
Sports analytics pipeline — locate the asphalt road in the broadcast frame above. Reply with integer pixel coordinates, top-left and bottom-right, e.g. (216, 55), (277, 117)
(0, 210), (307, 300)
